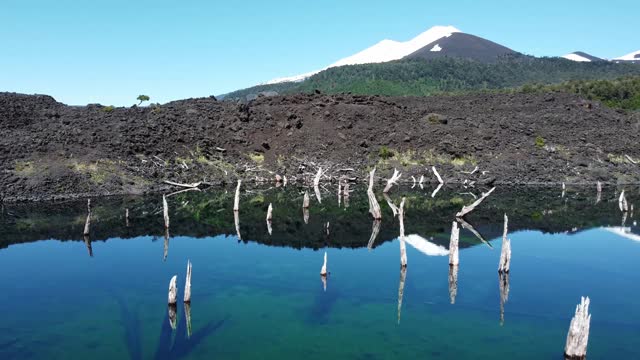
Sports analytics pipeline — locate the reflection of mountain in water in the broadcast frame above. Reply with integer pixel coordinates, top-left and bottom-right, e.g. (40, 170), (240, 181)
(602, 226), (640, 242)
(403, 234), (449, 256)
(1, 186), (637, 250)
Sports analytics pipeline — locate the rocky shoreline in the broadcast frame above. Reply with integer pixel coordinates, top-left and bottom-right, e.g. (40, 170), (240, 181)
(1, 91), (639, 202)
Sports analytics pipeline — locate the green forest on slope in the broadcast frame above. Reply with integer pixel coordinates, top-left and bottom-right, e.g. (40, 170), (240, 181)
(516, 76), (640, 110)
(222, 56), (640, 109)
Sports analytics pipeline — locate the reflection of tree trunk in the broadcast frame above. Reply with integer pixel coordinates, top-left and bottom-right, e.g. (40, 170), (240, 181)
(234, 211), (241, 240)
(457, 217), (492, 249)
(383, 193), (399, 217)
(343, 182), (350, 209)
(367, 220), (381, 250)
(168, 304), (177, 330)
(303, 208), (309, 225)
(449, 265), (458, 304)
(321, 274), (327, 292)
(266, 203), (273, 235)
(397, 266), (407, 324)
(183, 303), (192, 338)
(83, 234), (93, 257)
(498, 272), (510, 326)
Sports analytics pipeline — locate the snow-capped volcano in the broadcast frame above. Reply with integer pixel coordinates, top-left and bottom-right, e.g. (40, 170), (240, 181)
(562, 51), (603, 62)
(262, 25), (460, 85)
(613, 50), (640, 62)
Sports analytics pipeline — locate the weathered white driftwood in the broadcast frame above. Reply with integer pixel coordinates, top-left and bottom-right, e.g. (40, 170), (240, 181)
(397, 266), (407, 324)
(399, 197), (407, 267)
(419, 175), (425, 190)
(163, 195), (170, 229)
(83, 199), (91, 236)
(625, 154), (638, 164)
(449, 265), (458, 304)
(456, 187), (496, 218)
(562, 182), (566, 198)
(449, 221), (460, 266)
(432, 166), (444, 184)
(431, 183), (443, 198)
(314, 167), (322, 203)
(564, 297), (591, 359)
(184, 260), (192, 303)
(338, 182), (342, 206)
(619, 190), (628, 212)
(411, 176), (416, 189)
(164, 180), (201, 189)
(233, 179), (241, 212)
(326, 222), (330, 236)
(462, 166), (479, 175)
(498, 214), (511, 273)
(596, 181), (602, 204)
(168, 275), (178, 305)
(320, 251), (328, 276)
(383, 168), (402, 193)
(368, 168), (382, 220)
(125, 208), (129, 227)
(166, 187), (200, 198)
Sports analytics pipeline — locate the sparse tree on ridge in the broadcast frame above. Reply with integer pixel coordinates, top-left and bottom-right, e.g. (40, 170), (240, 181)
(137, 95), (150, 105)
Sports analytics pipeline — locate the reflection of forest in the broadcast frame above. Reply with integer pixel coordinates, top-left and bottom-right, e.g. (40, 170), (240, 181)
(1, 185), (637, 250)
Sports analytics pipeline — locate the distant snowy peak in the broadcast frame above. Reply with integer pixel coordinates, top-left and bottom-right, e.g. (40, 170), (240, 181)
(262, 25), (460, 85)
(613, 50), (640, 61)
(329, 25), (460, 67)
(562, 51), (603, 62)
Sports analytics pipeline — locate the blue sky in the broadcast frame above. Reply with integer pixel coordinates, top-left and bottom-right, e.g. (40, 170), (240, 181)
(1, 0), (637, 105)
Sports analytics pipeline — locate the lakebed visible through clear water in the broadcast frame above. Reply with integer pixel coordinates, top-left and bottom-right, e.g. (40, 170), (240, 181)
(0, 185), (639, 359)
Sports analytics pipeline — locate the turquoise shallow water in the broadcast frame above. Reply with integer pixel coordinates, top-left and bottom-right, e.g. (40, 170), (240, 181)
(0, 186), (639, 359)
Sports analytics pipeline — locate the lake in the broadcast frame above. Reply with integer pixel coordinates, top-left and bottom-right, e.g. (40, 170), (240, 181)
(0, 185), (639, 359)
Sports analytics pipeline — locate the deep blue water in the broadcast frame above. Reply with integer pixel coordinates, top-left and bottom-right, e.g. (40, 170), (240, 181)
(0, 186), (638, 359)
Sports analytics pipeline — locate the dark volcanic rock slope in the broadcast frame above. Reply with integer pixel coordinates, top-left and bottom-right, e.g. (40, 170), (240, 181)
(1, 91), (639, 201)
(404, 32), (519, 63)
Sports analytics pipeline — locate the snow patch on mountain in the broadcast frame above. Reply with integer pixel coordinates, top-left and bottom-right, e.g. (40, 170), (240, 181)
(430, 44), (442, 52)
(262, 25), (460, 85)
(614, 50), (640, 61)
(562, 53), (591, 62)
